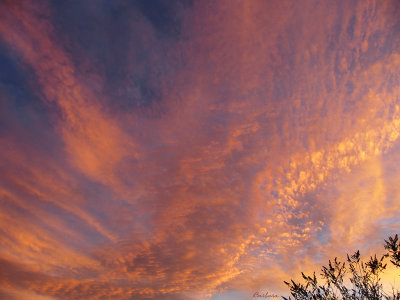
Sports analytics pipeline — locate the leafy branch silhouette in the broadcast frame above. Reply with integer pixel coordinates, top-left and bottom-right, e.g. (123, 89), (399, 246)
(283, 234), (400, 300)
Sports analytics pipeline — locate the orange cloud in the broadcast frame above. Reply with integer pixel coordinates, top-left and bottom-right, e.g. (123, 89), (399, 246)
(1, 0), (400, 299)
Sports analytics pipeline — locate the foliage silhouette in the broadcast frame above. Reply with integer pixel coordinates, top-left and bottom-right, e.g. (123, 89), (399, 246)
(283, 234), (400, 300)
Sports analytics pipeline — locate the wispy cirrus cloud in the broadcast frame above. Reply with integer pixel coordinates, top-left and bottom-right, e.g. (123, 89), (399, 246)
(0, 0), (400, 299)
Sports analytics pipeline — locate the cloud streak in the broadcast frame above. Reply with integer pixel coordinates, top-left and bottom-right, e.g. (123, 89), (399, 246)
(0, 0), (400, 298)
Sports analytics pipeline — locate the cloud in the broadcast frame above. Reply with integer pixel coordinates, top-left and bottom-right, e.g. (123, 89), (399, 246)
(0, 0), (400, 299)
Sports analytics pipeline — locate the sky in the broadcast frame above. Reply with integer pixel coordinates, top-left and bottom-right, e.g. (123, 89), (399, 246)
(1, 0), (400, 299)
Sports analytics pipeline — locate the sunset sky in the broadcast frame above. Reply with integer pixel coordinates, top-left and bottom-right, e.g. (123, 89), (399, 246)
(1, 0), (400, 299)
